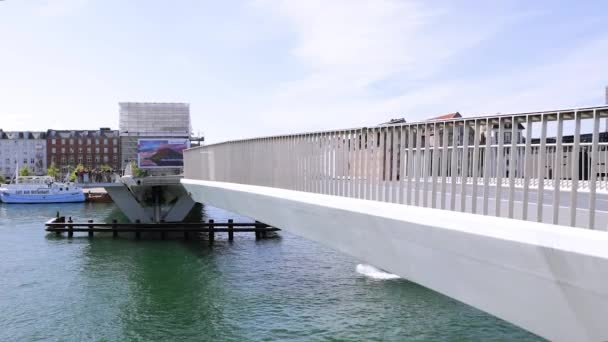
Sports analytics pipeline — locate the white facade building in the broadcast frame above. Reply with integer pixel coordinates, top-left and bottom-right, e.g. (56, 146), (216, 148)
(0, 131), (47, 179)
(118, 102), (192, 170)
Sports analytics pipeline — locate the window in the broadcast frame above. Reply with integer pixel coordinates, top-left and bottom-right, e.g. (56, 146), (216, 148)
(78, 156), (83, 164)
(113, 147), (118, 153)
(30, 158), (34, 164)
(504, 132), (512, 144)
(112, 156), (117, 162)
(69, 157), (74, 164)
(78, 148), (83, 154)
(23, 158), (27, 165)
(69, 139), (74, 145)
(69, 148), (74, 153)
(103, 147), (108, 153)
(103, 156), (109, 163)
(104, 139), (108, 144)
(95, 147), (100, 153)
(95, 156), (100, 163)
(61, 147), (65, 154)
(87, 147), (91, 153)
(52, 147), (56, 153)
(51, 139), (56, 144)
(87, 139), (92, 144)
(61, 139), (66, 144)
(61, 156), (66, 164)
(78, 139), (83, 145)
(86, 155), (92, 163)
(95, 139), (100, 145)
(113, 138), (118, 145)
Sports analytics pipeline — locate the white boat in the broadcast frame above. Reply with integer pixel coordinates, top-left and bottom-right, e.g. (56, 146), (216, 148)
(0, 176), (85, 204)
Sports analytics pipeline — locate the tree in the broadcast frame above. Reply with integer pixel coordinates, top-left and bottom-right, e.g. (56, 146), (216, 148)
(130, 162), (148, 178)
(19, 166), (33, 177)
(0, 175), (5, 184)
(69, 163), (85, 182)
(100, 164), (113, 172)
(47, 162), (60, 180)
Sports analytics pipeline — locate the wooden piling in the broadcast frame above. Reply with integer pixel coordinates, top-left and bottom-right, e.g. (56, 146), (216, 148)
(208, 219), (215, 244)
(67, 217), (73, 238)
(112, 219), (118, 238)
(255, 220), (261, 240)
(135, 220), (141, 239)
(228, 219), (234, 241)
(88, 220), (94, 238)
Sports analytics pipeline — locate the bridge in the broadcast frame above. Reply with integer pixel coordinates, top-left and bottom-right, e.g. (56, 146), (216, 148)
(181, 106), (608, 341)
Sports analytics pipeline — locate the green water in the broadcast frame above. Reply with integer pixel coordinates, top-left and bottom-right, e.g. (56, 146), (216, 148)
(0, 203), (543, 341)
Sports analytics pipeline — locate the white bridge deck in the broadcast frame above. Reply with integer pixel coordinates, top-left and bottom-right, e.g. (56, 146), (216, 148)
(183, 106), (608, 341)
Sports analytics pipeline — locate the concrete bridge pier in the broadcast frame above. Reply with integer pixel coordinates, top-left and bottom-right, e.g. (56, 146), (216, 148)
(101, 175), (196, 223)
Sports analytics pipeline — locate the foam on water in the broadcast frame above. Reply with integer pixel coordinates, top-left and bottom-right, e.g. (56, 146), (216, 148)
(356, 264), (400, 280)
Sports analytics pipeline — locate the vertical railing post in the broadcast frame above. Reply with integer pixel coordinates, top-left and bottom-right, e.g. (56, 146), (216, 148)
(495, 117), (505, 217)
(589, 110), (600, 229)
(508, 116), (517, 218)
(460, 121), (470, 212)
(537, 114), (548, 223)
(482, 118), (491, 215)
(431, 122), (439, 208)
(471, 120), (480, 214)
(450, 122), (458, 211)
(552, 113), (564, 225)
(522, 115), (533, 221)
(440, 122), (449, 209)
(406, 125), (414, 205)
(570, 111), (581, 227)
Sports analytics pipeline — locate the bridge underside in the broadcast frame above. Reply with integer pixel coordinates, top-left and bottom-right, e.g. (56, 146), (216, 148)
(182, 178), (608, 342)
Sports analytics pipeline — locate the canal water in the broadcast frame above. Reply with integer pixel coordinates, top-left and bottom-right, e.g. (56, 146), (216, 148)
(0, 203), (542, 341)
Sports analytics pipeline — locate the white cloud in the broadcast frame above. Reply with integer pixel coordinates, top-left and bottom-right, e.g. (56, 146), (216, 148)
(225, 0), (607, 143)
(245, 0), (524, 138)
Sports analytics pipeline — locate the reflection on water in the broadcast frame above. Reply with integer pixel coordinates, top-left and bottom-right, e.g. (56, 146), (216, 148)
(0, 203), (543, 341)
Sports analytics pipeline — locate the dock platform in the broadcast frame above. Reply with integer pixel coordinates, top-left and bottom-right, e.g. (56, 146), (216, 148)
(45, 216), (280, 242)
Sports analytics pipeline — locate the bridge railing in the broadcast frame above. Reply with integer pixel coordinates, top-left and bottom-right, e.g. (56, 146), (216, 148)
(185, 106), (608, 230)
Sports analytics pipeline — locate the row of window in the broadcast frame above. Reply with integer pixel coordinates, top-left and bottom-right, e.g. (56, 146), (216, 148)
(50, 155), (118, 164)
(2, 158), (40, 165)
(50, 138), (118, 145)
(50, 147), (118, 154)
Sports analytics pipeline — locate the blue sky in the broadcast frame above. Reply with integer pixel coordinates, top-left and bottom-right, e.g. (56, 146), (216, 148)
(1, 0), (607, 143)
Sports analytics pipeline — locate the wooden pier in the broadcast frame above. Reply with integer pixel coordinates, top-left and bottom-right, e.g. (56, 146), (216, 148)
(45, 216), (279, 242)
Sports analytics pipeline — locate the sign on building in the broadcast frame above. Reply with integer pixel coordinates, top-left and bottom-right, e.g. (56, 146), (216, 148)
(137, 139), (190, 168)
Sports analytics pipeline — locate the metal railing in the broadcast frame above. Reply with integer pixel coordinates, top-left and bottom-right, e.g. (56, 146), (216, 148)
(185, 106), (608, 230)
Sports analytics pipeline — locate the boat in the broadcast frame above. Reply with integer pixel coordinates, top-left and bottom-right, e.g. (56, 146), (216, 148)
(0, 176), (85, 203)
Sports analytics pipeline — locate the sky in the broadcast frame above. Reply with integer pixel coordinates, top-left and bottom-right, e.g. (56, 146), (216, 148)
(1, 0), (607, 143)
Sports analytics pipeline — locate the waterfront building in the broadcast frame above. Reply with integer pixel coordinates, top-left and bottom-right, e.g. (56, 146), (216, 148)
(118, 102), (192, 170)
(46, 128), (120, 173)
(0, 131), (47, 178)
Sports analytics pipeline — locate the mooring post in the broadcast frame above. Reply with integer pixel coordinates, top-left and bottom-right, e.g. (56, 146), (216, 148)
(135, 219), (141, 239)
(255, 220), (261, 240)
(160, 219), (166, 240)
(228, 219), (234, 241)
(67, 216), (73, 238)
(208, 219), (215, 244)
(112, 219), (118, 238)
(87, 220), (94, 238)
